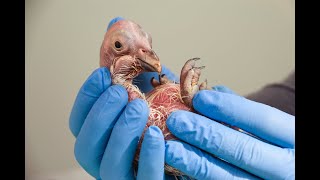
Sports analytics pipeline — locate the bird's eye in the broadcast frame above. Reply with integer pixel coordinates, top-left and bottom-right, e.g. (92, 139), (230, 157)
(114, 41), (122, 49)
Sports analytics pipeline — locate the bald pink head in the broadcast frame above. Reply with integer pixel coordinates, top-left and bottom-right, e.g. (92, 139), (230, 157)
(100, 19), (161, 73)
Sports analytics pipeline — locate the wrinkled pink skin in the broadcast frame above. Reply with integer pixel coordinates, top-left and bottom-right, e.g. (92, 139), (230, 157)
(146, 84), (191, 140)
(99, 19), (208, 176)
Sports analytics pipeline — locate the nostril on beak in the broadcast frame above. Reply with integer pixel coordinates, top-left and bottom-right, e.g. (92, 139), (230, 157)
(141, 49), (147, 53)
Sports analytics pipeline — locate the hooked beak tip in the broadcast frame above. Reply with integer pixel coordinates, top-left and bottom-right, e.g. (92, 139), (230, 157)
(155, 63), (162, 73)
(138, 58), (162, 73)
(137, 48), (161, 73)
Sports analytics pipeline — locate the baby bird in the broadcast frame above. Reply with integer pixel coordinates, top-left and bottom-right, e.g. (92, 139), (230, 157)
(99, 19), (208, 177)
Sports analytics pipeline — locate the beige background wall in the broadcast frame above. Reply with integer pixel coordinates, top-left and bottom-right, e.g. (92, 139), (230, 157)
(26, 0), (295, 179)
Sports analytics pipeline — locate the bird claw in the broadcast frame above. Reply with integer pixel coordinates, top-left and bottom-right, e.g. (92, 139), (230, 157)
(180, 58), (208, 108)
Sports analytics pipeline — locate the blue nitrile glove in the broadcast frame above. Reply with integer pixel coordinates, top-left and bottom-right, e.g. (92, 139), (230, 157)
(165, 86), (295, 180)
(134, 66), (179, 93)
(69, 67), (166, 180)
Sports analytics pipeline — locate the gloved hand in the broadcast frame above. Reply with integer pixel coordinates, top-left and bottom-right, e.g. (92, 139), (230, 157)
(69, 67), (166, 180)
(165, 86), (295, 180)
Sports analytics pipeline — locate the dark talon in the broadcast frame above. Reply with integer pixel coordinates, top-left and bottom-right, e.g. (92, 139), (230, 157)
(195, 66), (205, 70)
(151, 76), (160, 87)
(190, 57), (200, 61)
(189, 66), (205, 71)
(159, 74), (162, 85)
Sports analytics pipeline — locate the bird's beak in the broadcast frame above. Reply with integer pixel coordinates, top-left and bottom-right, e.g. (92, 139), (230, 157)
(137, 49), (162, 73)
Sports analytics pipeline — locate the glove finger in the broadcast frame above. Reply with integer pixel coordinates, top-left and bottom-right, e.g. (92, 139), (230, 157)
(165, 140), (259, 180)
(166, 111), (295, 180)
(212, 85), (237, 95)
(69, 67), (112, 137)
(137, 126), (165, 180)
(107, 16), (125, 31)
(134, 65), (179, 93)
(100, 99), (149, 180)
(74, 85), (128, 179)
(193, 90), (295, 148)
